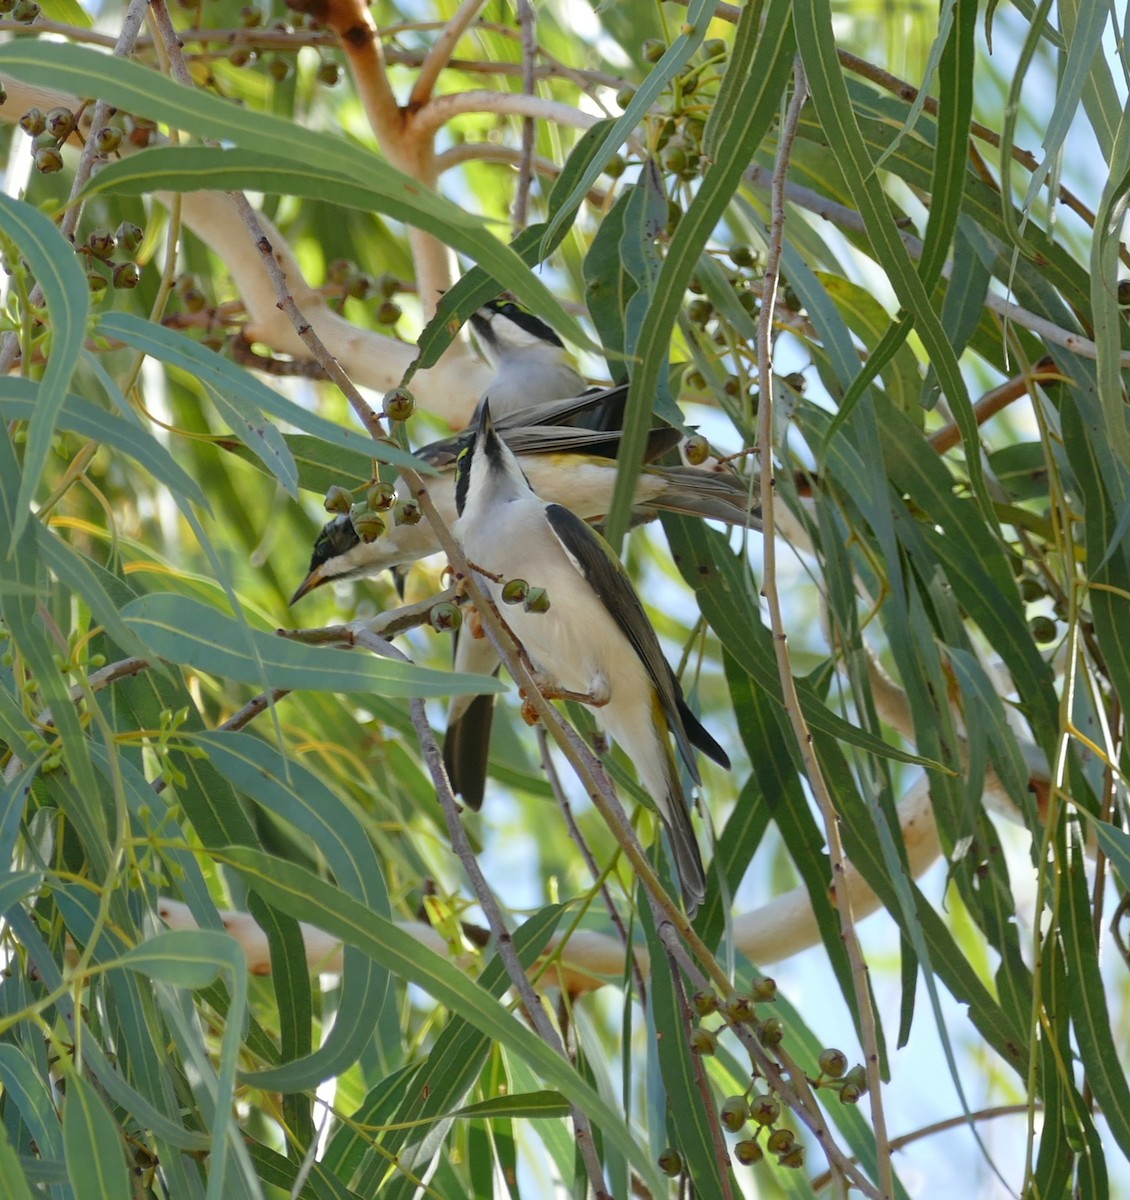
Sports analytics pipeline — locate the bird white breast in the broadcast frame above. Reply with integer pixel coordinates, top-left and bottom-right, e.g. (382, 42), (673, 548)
(455, 492), (658, 775)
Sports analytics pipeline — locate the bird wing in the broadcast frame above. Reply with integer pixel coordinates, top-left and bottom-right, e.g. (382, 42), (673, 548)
(544, 503), (700, 781)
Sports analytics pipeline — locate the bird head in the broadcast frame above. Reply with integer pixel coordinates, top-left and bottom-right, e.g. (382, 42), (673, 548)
(289, 514), (366, 604)
(469, 298), (567, 367)
(454, 400), (534, 519)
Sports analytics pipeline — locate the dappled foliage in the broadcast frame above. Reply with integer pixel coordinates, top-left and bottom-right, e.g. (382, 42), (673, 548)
(0, 0), (1128, 1196)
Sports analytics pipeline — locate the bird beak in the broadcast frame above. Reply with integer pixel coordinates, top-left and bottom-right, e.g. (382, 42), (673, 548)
(478, 397), (495, 436)
(289, 566), (326, 605)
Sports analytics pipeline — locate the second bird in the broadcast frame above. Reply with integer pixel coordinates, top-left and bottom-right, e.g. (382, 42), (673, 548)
(452, 400), (729, 913)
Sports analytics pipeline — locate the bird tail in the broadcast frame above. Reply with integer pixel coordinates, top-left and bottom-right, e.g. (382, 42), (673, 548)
(443, 630), (501, 811)
(635, 695), (707, 915)
(646, 465), (761, 528)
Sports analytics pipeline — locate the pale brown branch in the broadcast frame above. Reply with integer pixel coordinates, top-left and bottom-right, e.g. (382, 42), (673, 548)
(413, 89), (600, 137)
(409, 0), (489, 109)
(512, 0), (537, 233)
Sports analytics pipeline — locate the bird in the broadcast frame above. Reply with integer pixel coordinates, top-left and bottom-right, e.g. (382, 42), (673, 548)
(470, 298), (588, 422)
(289, 387), (758, 602)
(450, 399), (730, 913)
(289, 390), (755, 818)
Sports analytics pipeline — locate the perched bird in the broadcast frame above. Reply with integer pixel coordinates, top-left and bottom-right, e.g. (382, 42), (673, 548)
(470, 298), (588, 422)
(451, 400), (730, 913)
(289, 388), (758, 602)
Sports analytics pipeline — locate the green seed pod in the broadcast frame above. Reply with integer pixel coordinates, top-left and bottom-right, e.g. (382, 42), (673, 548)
(112, 262), (141, 290)
(267, 57), (292, 82)
(34, 146), (63, 174)
(376, 300), (402, 326)
(733, 1138), (763, 1165)
(366, 481), (397, 512)
(377, 271), (400, 298)
(351, 511), (385, 543)
(19, 108), (45, 136)
(11, 0), (40, 24)
(691, 989), (718, 1016)
(116, 221), (144, 254)
(749, 1094), (779, 1126)
(779, 1146), (805, 1169)
(688, 1027), (717, 1056)
(87, 228), (116, 260)
(719, 1096), (749, 1132)
(393, 499), (422, 526)
(765, 1128), (794, 1155)
(317, 59), (342, 85)
(1030, 615), (1057, 644)
(687, 297), (713, 326)
(324, 485), (353, 514)
(45, 107), (76, 140)
(604, 153), (626, 179)
(239, 4), (262, 25)
(758, 1017), (784, 1047)
(33, 130), (59, 150)
(615, 84), (636, 111)
(702, 37), (727, 60)
(86, 269), (109, 295)
(326, 258), (353, 285)
(383, 386), (415, 422)
(94, 125), (122, 153)
(684, 434), (710, 466)
(228, 48), (254, 68)
(817, 1048), (848, 1079)
(429, 602), (461, 633)
(501, 578), (530, 605)
(751, 976), (777, 1003)
(842, 1065), (867, 1093)
(663, 146), (687, 174)
(839, 1081), (863, 1105)
(723, 993), (755, 1024)
(657, 1147), (682, 1177)
(642, 38), (666, 63)
(523, 586), (550, 614)
(730, 243), (755, 268)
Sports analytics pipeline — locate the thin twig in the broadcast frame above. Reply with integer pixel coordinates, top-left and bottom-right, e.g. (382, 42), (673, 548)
(928, 358), (1058, 453)
(350, 626), (611, 1200)
(512, 0), (538, 233)
(656, 924), (882, 1198)
(743, 164), (1130, 368)
(536, 727), (646, 1005)
(755, 60), (893, 1199)
(809, 1105), (1034, 1193)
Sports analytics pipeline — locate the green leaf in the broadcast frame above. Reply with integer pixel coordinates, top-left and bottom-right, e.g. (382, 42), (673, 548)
(0, 377), (208, 508)
(0, 1123), (36, 1200)
(98, 312), (429, 476)
(453, 1091), (570, 1120)
(117, 929), (233, 989)
(62, 1073), (131, 1200)
(1088, 817), (1130, 893)
(119, 592), (506, 698)
(0, 869), (42, 913)
(193, 730), (389, 1092)
(222, 845), (666, 1197)
(0, 195), (89, 543)
(604, 0), (795, 549)
(1061, 828), (1130, 1161)
(0, 33), (588, 343)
